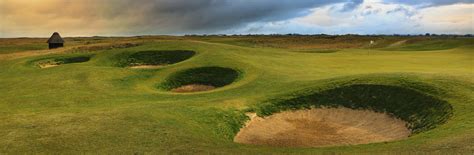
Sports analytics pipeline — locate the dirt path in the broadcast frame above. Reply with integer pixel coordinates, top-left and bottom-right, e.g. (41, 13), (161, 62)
(388, 40), (408, 47)
(234, 107), (410, 147)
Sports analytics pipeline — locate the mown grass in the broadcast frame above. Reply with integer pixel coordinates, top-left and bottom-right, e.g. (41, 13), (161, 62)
(0, 36), (472, 154)
(291, 49), (340, 53)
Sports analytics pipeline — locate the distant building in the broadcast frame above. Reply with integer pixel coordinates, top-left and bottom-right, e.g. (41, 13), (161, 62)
(47, 32), (65, 49)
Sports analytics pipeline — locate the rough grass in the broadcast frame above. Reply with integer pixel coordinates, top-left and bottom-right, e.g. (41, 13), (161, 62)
(383, 38), (474, 51)
(0, 43), (46, 54)
(160, 66), (240, 90)
(188, 35), (474, 51)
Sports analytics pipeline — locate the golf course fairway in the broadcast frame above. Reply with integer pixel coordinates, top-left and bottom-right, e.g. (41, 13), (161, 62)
(0, 36), (472, 154)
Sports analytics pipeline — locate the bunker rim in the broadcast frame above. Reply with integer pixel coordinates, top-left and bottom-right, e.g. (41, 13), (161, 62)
(234, 84), (453, 147)
(160, 66), (241, 93)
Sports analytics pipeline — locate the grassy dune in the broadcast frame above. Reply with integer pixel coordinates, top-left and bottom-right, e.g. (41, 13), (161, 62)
(0, 36), (472, 153)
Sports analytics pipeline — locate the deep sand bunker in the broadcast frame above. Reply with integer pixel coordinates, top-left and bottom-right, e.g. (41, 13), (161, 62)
(124, 50), (195, 68)
(37, 56), (91, 68)
(234, 108), (410, 147)
(235, 84), (453, 147)
(161, 67), (239, 93)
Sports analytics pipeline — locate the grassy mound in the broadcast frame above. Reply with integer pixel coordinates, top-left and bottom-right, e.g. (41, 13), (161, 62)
(383, 38), (474, 51)
(255, 84), (453, 134)
(67, 42), (142, 53)
(35, 56), (92, 68)
(161, 67), (240, 91)
(120, 50), (195, 67)
(291, 49), (340, 53)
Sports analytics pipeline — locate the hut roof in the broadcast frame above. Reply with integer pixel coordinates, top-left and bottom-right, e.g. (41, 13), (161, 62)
(47, 32), (65, 43)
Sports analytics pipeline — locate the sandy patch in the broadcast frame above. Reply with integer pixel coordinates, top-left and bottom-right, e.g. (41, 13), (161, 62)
(129, 65), (163, 69)
(171, 84), (216, 93)
(389, 40), (408, 47)
(234, 107), (411, 147)
(39, 64), (60, 69)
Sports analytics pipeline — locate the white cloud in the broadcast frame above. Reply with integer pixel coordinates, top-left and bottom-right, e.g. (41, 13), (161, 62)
(292, 1), (423, 34)
(418, 4), (474, 34)
(0, 0), (472, 37)
(254, 1), (474, 34)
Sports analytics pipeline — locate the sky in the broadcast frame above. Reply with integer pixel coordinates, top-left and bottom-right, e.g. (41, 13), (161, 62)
(0, 0), (473, 37)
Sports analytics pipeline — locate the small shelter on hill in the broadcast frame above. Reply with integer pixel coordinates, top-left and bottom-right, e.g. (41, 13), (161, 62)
(47, 32), (65, 49)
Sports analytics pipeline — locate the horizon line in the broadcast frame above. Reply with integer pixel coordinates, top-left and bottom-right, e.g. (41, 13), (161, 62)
(1, 33), (473, 39)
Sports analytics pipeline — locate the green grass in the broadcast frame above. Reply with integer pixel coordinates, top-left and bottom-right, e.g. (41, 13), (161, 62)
(254, 83), (453, 134)
(0, 37), (472, 154)
(383, 37), (474, 51)
(116, 50), (196, 67)
(160, 66), (240, 90)
(291, 49), (340, 53)
(188, 35), (474, 51)
(30, 55), (93, 68)
(0, 43), (46, 54)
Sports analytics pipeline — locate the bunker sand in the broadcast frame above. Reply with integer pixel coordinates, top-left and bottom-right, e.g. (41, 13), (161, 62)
(234, 107), (411, 147)
(388, 40), (408, 47)
(129, 65), (164, 69)
(171, 84), (216, 93)
(39, 64), (59, 69)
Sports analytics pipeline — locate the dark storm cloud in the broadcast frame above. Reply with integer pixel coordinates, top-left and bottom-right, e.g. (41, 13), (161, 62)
(1, 0), (364, 36)
(113, 0), (365, 33)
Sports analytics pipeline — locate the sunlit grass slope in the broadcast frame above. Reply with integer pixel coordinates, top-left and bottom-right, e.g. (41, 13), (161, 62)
(0, 36), (472, 154)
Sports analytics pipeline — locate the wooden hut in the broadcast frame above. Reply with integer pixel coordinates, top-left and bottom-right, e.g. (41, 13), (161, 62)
(47, 32), (65, 49)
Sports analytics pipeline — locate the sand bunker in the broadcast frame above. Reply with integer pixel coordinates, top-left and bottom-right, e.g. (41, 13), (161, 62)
(39, 63), (60, 69)
(234, 107), (411, 147)
(171, 84), (216, 93)
(36, 56), (91, 69)
(388, 40), (408, 47)
(161, 66), (239, 93)
(124, 50), (195, 68)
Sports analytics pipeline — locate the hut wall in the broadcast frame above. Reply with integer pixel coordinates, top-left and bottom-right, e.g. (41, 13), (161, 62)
(49, 43), (64, 49)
